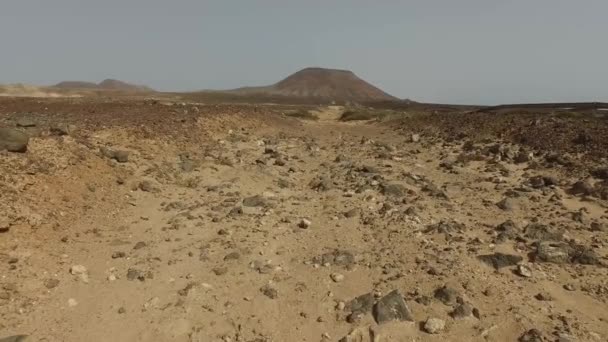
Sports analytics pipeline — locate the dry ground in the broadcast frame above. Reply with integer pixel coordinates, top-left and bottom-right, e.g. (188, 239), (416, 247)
(1, 98), (607, 342)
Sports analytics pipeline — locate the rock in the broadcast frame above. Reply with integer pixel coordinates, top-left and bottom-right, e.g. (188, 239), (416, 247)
(260, 284), (278, 299)
(345, 292), (375, 319)
(0, 335), (28, 342)
(434, 286), (462, 306)
(0, 220), (10, 233)
(339, 327), (371, 342)
(309, 176), (332, 191)
(571, 180), (594, 196)
(133, 241), (147, 250)
(411, 133), (420, 142)
(0, 128), (29, 153)
(535, 292), (553, 301)
(592, 167), (608, 180)
(519, 329), (544, 342)
(477, 253), (523, 270)
(138, 180), (158, 192)
(212, 267), (228, 276)
(496, 220), (519, 242)
(113, 150), (130, 163)
(117, 307), (126, 314)
(242, 195), (267, 207)
(312, 250), (355, 267)
(298, 218), (312, 229)
(223, 252), (241, 261)
(381, 183), (406, 197)
(70, 265), (89, 283)
(67, 298), (78, 307)
(16, 118), (36, 127)
(423, 318), (445, 334)
(43, 278), (60, 289)
(450, 303), (474, 319)
(535, 241), (570, 264)
(569, 244), (601, 265)
(372, 290), (414, 324)
(524, 223), (563, 241)
(516, 264), (533, 278)
(112, 251), (126, 259)
(496, 197), (516, 211)
(126, 268), (145, 281)
(330, 273), (345, 282)
(50, 124), (72, 136)
(344, 209), (359, 218)
(515, 151), (532, 163)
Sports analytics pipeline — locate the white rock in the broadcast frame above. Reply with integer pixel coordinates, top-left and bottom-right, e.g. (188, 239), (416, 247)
(330, 273), (345, 282)
(67, 298), (78, 307)
(424, 317), (445, 334)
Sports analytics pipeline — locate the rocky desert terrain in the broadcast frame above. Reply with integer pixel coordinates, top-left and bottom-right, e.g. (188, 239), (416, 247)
(1, 93), (608, 342)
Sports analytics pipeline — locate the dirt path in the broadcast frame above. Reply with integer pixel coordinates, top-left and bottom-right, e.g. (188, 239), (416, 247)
(1, 112), (607, 342)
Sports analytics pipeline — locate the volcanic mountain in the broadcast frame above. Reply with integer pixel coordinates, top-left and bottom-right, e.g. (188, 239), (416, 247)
(231, 67), (397, 102)
(53, 79), (154, 92)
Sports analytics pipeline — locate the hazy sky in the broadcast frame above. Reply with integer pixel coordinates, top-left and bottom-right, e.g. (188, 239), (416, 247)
(2, 0), (608, 104)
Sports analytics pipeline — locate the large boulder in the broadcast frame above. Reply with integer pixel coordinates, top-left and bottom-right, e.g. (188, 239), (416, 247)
(0, 128), (29, 153)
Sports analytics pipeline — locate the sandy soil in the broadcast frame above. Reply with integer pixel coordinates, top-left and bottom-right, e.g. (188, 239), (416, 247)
(0, 98), (607, 342)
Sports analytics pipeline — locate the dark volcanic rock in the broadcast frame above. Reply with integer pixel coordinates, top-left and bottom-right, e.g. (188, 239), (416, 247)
(372, 290), (414, 324)
(478, 253), (523, 269)
(434, 286), (462, 306)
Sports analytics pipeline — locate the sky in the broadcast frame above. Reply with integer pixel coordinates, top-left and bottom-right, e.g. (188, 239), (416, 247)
(2, 0), (608, 105)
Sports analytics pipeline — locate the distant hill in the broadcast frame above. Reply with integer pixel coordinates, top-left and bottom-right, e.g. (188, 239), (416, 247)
(228, 67), (397, 102)
(53, 79), (154, 92)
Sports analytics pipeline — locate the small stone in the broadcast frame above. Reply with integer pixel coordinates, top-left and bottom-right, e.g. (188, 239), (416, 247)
(411, 134), (420, 143)
(519, 329), (544, 342)
(223, 252), (241, 261)
(497, 197), (516, 211)
(563, 284), (576, 291)
(133, 241), (147, 250)
(260, 284), (278, 299)
(67, 298), (78, 307)
(43, 279), (60, 289)
(330, 273), (345, 282)
(113, 150), (130, 163)
(571, 180), (594, 196)
(139, 180), (157, 192)
(117, 307), (126, 314)
(112, 251), (126, 259)
(298, 218), (312, 229)
(16, 118), (36, 127)
(535, 292), (553, 301)
(69, 265), (89, 283)
(126, 268), (144, 281)
(0, 220), (10, 233)
(212, 267), (228, 276)
(242, 195), (267, 207)
(516, 265), (533, 278)
(434, 286), (462, 306)
(423, 317), (445, 334)
(0, 335), (28, 342)
(450, 303), (474, 319)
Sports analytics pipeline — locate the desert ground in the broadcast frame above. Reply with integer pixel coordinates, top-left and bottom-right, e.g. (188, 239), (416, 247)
(1, 91), (608, 342)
